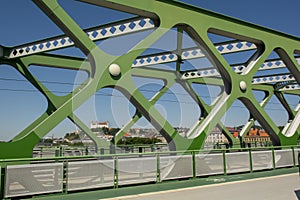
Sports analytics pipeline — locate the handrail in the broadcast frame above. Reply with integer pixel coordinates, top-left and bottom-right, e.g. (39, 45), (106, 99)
(1, 145), (299, 165)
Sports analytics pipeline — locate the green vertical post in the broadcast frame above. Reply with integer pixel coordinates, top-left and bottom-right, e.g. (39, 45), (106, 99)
(63, 161), (68, 194)
(272, 148), (276, 170)
(139, 147), (143, 154)
(176, 27), (183, 73)
(192, 151), (196, 178)
(0, 165), (6, 199)
(114, 156), (119, 188)
(249, 149), (253, 173)
(110, 144), (116, 155)
(156, 153), (161, 183)
(222, 150), (227, 175)
(85, 146), (89, 156)
(100, 148), (105, 155)
(298, 151), (300, 174)
(150, 145), (154, 152)
(40, 147), (43, 158)
(55, 147), (59, 157)
(60, 146), (63, 157)
(292, 146), (296, 167)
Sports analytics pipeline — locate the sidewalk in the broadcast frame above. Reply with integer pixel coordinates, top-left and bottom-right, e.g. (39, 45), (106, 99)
(104, 173), (300, 200)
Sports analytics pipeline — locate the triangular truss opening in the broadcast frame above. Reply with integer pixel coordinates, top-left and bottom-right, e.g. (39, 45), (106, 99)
(263, 94), (289, 128)
(29, 65), (88, 96)
(207, 29), (259, 75)
(0, 65), (47, 141)
(132, 76), (165, 100)
(282, 94), (300, 111)
(191, 83), (222, 106)
(252, 90), (267, 104)
(221, 99), (250, 128)
(155, 83), (200, 129)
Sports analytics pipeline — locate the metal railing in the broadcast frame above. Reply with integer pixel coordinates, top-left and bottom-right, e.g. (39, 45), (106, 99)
(1, 146), (299, 199)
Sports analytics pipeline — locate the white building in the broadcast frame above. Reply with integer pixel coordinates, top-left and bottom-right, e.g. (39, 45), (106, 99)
(205, 127), (229, 144)
(90, 121), (109, 129)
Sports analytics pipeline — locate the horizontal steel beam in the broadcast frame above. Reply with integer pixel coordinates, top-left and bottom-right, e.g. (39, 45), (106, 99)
(181, 57), (300, 79)
(278, 84), (300, 91)
(252, 73), (295, 84)
(7, 16), (258, 61)
(182, 41), (256, 59)
(132, 41), (256, 67)
(8, 17), (154, 58)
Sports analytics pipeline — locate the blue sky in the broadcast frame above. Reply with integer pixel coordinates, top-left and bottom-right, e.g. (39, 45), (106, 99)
(0, 0), (299, 140)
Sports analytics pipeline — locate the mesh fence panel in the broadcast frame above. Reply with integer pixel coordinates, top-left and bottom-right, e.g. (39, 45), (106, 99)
(67, 159), (114, 191)
(117, 156), (157, 185)
(251, 150), (273, 171)
(5, 163), (63, 198)
(195, 153), (224, 176)
(160, 154), (193, 181)
(4, 147), (299, 197)
(274, 149), (294, 168)
(226, 151), (250, 173)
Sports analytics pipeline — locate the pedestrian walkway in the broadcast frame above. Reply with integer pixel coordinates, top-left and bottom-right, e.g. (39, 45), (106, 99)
(104, 173), (300, 200)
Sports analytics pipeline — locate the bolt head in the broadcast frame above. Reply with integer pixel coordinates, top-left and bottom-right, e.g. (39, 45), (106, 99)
(109, 64), (121, 76)
(239, 81), (247, 91)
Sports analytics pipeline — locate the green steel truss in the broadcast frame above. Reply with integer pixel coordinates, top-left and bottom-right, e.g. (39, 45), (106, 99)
(0, 0), (299, 158)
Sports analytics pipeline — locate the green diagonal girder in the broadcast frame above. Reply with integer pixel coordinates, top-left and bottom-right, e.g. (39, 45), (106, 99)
(10, 55), (110, 152)
(113, 78), (173, 144)
(182, 80), (239, 146)
(114, 67), (239, 147)
(10, 56), (87, 139)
